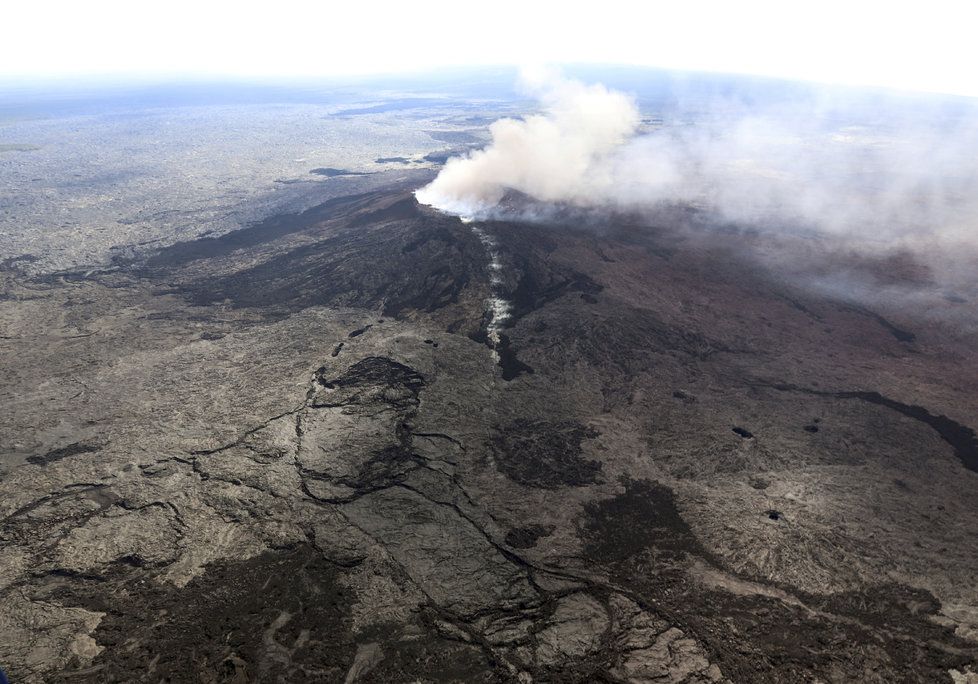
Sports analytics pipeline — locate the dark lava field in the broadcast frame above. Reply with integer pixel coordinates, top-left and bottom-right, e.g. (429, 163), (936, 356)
(2, 182), (978, 683)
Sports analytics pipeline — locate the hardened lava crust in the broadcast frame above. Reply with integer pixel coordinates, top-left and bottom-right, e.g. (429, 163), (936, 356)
(2, 185), (978, 683)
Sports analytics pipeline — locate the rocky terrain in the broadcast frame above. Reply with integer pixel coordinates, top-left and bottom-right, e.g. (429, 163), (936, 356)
(0, 96), (495, 274)
(2, 181), (978, 683)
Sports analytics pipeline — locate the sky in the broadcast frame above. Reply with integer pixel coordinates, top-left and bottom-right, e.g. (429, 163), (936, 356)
(3, 0), (976, 98)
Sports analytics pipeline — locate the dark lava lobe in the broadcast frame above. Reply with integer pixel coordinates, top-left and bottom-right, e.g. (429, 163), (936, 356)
(51, 545), (358, 683)
(495, 333), (534, 381)
(580, 478), (705, 565)
(319, 356), (424, 394)
(144, 192), (374, 268)
(355, 629), (496, 684)
(50, 544), (495, 684)
(144, 192), (488, 335)
(310, 167), (371, 177)
(491, 420), (601, 489)
(504, 524), (555, 549)
(579, 479), (976, 683)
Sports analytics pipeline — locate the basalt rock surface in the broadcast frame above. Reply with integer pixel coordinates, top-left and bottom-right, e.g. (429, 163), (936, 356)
(2, 185), (978, 683)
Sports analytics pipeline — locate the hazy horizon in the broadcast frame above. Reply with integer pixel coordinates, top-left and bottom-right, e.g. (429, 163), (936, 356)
(3, 0), (976, 98)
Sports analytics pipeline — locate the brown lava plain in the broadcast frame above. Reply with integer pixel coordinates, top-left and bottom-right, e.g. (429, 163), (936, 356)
(2, 185), (978, 683)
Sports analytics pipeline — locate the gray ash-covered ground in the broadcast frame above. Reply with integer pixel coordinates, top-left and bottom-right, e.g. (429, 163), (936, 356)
(2, 179), (978, 683)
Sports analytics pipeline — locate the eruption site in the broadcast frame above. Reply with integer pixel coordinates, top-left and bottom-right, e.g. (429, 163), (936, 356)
(417, 69), (978, 323)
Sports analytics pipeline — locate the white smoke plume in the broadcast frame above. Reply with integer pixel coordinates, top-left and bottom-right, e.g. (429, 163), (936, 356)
(417, 70), (978, 237)
(415, 67), (641, 215)
(416, 69), (978, 312)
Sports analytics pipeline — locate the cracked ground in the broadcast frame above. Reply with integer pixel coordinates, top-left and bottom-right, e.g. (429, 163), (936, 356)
(2, 186), (978, 682)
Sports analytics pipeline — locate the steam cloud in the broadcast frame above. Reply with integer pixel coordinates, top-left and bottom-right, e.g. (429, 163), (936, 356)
(416, 68), (641, 215)
(416, 69), (978, 314)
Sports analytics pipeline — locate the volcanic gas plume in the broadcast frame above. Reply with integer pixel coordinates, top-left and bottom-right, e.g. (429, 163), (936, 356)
(417, 69), (978, 315)
(416, 69), (641, 215)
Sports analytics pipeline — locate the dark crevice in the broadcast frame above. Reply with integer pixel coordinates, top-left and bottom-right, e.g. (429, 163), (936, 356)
(768, 383), (978, 472)
(844, 304), (916, 343)
(27, 441), (102, 466)
(732, 426), (754, 439)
